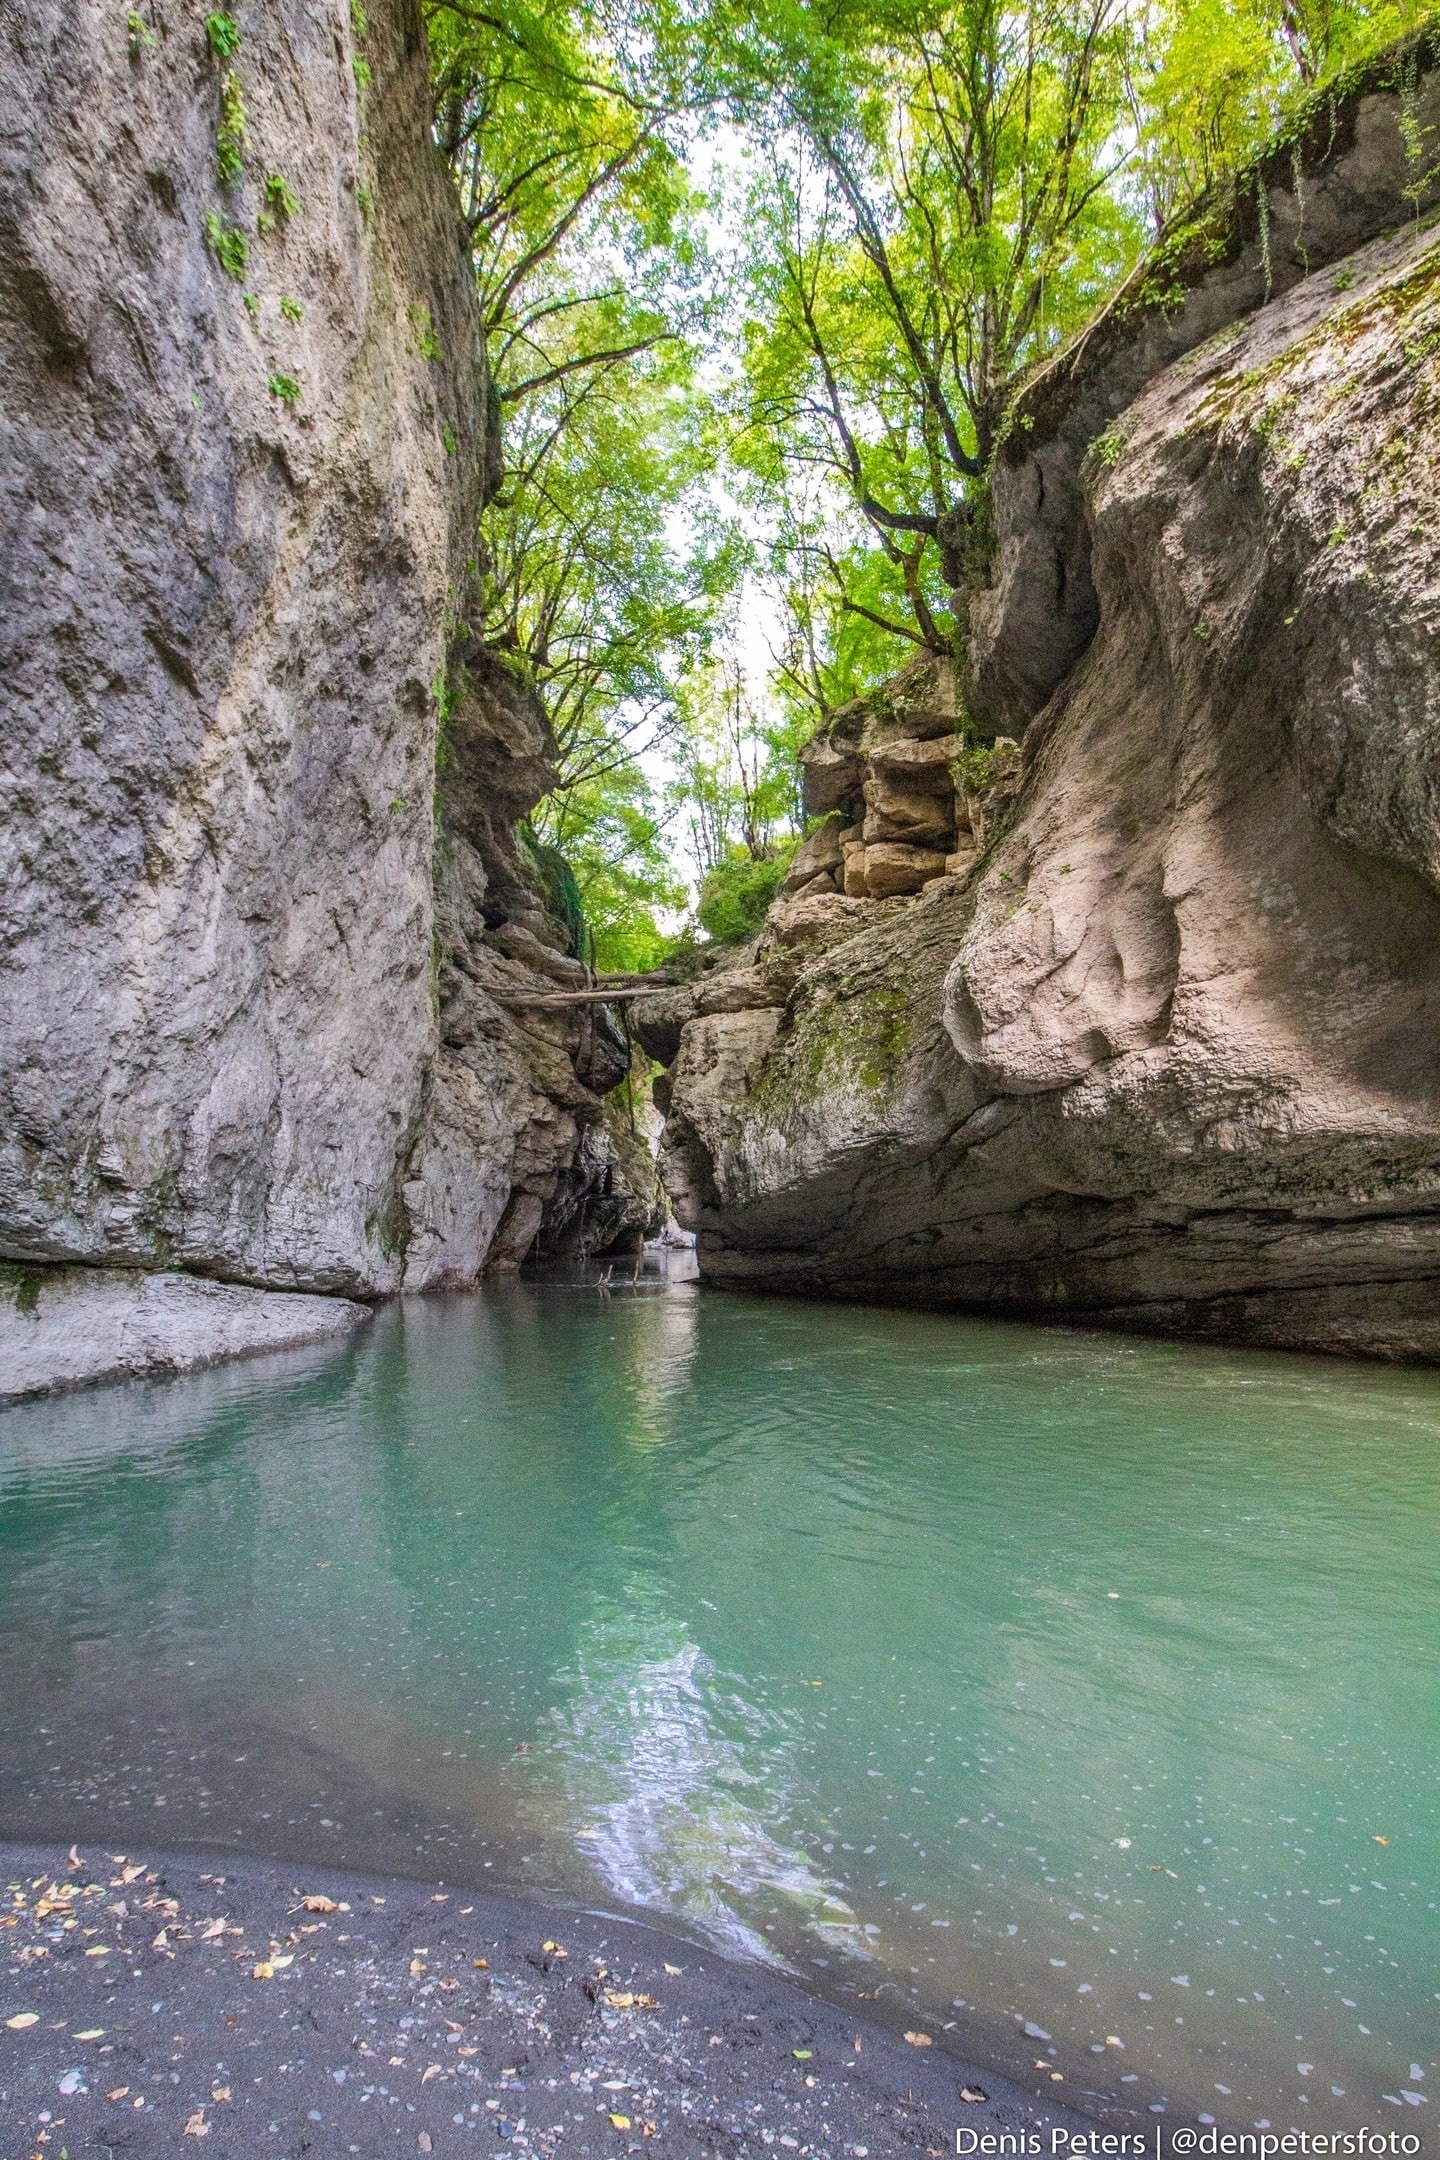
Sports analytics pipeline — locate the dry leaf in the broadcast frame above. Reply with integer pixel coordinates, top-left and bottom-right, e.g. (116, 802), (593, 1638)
(418, 2136), (433, 2155)
(252, 1961), (275, 1980)
(409, 1959), (427, 1976)
(609, 2112), (632, 2129)
(421, 2064), (444, 2084)
(663, 1963), (682, 1975)
(73, 2028), (105, 2041)
(542, 1939), (568, 1957)
(198, 1919), (226, 1941)
(960, 2086), (989, 2104)
(183, 2109), (209, 2136)
(605, 1990), (636, 2008)
(212, 2086), (231, 2101)
(120, 1864), (144, 1884)
(6, 2012), (38, 2029)
(904, 2030), (933, 2047)
(270, 1953), (294, 1970)
(472, 1958), (489, 1970)
(107, 2087), (130, 2101)
(84, 1944), (111, 1956)
(301, 1895), (339, 1914)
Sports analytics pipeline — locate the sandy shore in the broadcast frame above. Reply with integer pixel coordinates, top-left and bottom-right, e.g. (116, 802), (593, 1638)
(0, 1843), (1108, 2160)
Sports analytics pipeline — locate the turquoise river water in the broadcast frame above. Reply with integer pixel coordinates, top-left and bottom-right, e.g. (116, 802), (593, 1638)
(1, 1272), (1436, 2132)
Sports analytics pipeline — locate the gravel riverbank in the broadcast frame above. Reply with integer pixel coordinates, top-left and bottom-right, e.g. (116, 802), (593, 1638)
(0, 1844), (1105, 2160)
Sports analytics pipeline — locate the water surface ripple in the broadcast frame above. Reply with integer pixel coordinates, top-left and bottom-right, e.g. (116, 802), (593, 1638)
(1, 1278), (1436, 2131)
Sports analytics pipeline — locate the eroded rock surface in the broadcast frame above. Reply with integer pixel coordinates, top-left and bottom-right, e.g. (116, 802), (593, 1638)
(656, 218), (1440, 1359)
(0, 1263), (369, 1402)
(0, 0), (646, 1384)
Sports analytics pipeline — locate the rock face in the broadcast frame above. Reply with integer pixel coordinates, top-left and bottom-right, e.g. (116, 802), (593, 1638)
(654, 212), (1440, 1360)
(0, 0), (643, 1385)
(0, 1263), (370, 1403)
(969, 25), (1440, 736)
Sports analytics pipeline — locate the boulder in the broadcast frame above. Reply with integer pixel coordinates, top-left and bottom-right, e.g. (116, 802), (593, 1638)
(862, 843), (950, 897)
(798, 739), (865, 820)
(780, 816), (847, 893)
(861, 777), (955, 848)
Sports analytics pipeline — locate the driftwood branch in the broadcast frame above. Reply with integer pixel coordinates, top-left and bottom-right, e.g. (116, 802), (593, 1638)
(491, 986), (677, 1008)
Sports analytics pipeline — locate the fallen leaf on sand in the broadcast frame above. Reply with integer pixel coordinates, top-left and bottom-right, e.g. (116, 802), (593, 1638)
(543, 1940), (567, 1957)
(212, 2086), (231, 2102)
(792, 2050), (812, 2061)
(5, 2013), (38, 2029)
(409, 1959), (427, 1976)
(73, 2028), (105, 2041)
(183, 2109), (209, 2136)
(609, 2113), (632, 2130)
(664, 1963), (682, 1975)
(904, 2031), (933, 2047)
(107, 2087), (129, 2101)
(198, 1920), (226, 1941)
(419, 2136), (433, 2155)
(473, 1958), (490, 1970)
(301, 1895), (339, 1914)
(421, 2065), (444, 2084)
(960, 2086), (989, 2104)
(1374, 1836), (1390, 1846)
(252, 1962), (275, 1980)
(605, 1991), (636, 2008)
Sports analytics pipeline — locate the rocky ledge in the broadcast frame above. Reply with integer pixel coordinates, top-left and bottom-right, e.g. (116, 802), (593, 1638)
(644, 205), (1440, 1361)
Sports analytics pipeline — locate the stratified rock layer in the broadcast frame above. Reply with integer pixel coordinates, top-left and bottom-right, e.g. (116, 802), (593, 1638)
(656, 220), (1440, 1360)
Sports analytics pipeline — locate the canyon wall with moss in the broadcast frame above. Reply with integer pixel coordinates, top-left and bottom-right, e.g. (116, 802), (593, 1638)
(0, 0), (648, 1395)
(645, 56), (1440, 1361)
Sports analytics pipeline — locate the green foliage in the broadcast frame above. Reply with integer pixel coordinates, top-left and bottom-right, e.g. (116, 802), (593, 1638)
(267, 370), (302, 403)
(349, 0), (368, 35)
(353, 54), (372, 91)
(356, 183), (373, 221)
(409, 304), (441, 362)
(127, 11), (155, 56)
(532, 768), (688, 973)
(204, 209), (249, 280)
(205, 11), (240, 59)
(216, 70), (248, 186)
(263, 173), (300, 221)
(696, 848), (791, 946)
(279, 294), (303, 322)
(520, 823), (589, 957)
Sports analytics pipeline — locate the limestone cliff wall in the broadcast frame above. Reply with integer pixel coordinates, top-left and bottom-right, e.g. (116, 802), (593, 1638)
(0, 0), (645, 1391)
(649, 209), (1440, 1360)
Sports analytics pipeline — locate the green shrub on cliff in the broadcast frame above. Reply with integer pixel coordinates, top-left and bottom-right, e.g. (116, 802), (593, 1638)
(695, 848), (793, 947)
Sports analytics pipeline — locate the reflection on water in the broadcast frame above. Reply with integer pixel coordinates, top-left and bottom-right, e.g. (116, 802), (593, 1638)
(546, 1582), (868, 1965)
(1, 1273), (1437, 2134)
